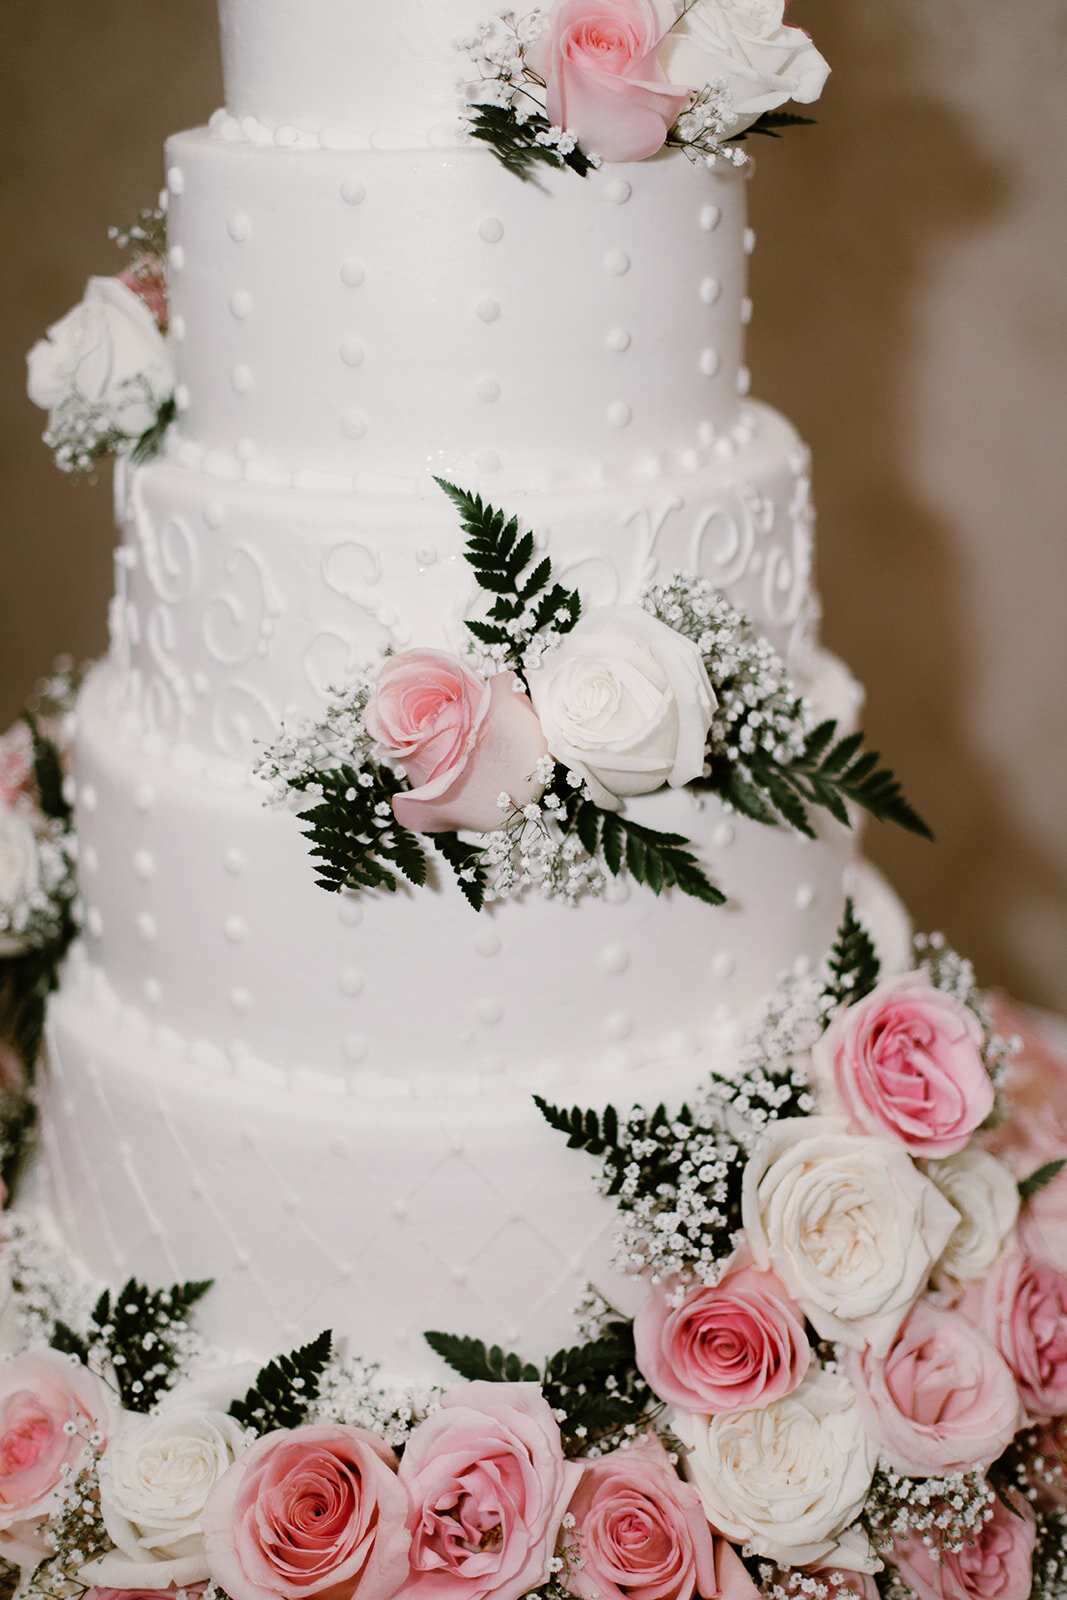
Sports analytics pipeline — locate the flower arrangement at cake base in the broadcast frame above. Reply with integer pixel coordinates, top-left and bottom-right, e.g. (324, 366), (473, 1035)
(2, 904), (1067, 1600)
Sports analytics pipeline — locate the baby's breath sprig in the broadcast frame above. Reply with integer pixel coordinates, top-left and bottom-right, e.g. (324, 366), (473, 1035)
(314, 1354), (437, 1451)
(862, 1465), (996, 1558)
(913, 932), (1018, 1089)
(28, 1431), (112, 1599)
(459, 10), (596, 180)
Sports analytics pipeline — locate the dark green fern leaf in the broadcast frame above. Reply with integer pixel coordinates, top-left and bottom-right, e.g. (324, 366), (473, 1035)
(824, 896), (881, 1009)
(434, 834), (488, 912)
(131, 395), (176, 465)
(730, 109), (817, 142)
(1019, 1158), (1067, 1204)
(423, 1332), (540, 1385)
(92, 1277), (213, 1411)
(466, 104), (594, 180)
(21, 712), (69, 824)
(295, 763), (429, 898)
(229, 1329), (333, 1435)
(533, 1094), (620, 1157)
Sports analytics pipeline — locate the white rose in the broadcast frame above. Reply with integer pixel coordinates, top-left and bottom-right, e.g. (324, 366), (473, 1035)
(0, 809), (42, 956)
(27, 276), (173, 442)
(927, 1146), (1020, 1287)
(525, 606), (716, 809)
(661, 0), (830, 134)
(742, 1116), (959, 1356)
(83, 1402), (247, 1589)
(676, 1369), (878, 1568)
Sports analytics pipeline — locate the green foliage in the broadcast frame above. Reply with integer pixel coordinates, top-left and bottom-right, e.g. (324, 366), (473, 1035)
(566, 799), (726, 906)
(131, 395), (177, 466)
(466, 104), (594, 180)
(57, 1278), (213, 1412)
(229, 1329), (333, 1435)
(710, 719), (932, 842)
(823, 896), (881, 1010)
(425, 1319), (651, 1454)
(21, 712), (69, 825)
(729, 109), (817, 142)
(533, 1095), (619, 1157)
(1019, 1158), (1067, 1205)
(435, 479), (581, 679)
(295, 764), (428, 896)
(434, 834), (489, 912)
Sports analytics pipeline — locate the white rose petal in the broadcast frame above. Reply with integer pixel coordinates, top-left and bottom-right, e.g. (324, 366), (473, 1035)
(83, 1402), (247, 1589)
(525, 606), (716, 810)
(27, 276), (173, 442)
(677, 1369), (878, 1568)
(0, 809), (42, 956)
(927, 1145), (1021, 1287)
(661, 0), (830, 134)
(742, 1116), (960, 1355)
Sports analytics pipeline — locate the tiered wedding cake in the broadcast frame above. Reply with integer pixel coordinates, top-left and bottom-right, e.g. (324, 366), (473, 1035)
(36, 0), (907, 1382)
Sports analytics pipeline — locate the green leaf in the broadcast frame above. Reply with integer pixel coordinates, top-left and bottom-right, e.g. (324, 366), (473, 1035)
(606, 814), (725, 907)
(49, 1320), (89, 1365)
(434, 834), (488, 912)
(422, 1332), (540, 1384)
(91, 1278), (213, 1411)
(729, 108), (817, 143)
(131, 395), (176, 465)
(532, 1093), (621, 1157)
(229, 1329), (333, 1434)
(824, 896), (881, 1009)
(20, 712), (68, 824)
(296, 764), (430, 899)
(1019, 1158), (1067, 1204)
(465, 103), (593, 180)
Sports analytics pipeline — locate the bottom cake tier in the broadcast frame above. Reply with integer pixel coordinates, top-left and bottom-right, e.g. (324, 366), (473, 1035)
(39, 863), (909, 1384)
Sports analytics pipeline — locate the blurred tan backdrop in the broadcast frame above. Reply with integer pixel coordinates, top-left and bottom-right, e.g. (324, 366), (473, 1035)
(1, 0), (1065, 1009)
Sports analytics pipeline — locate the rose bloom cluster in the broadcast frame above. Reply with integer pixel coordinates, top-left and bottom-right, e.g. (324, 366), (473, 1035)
(0, 718), (60, 959)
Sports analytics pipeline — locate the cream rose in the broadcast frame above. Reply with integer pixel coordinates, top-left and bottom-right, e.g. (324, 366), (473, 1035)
(84, 1403), (248, 1590)
(742, 1117), (959, 1355)
(525, 607), (715, 810)
(927, 1147), (1020, 1288)
(0, 809), (42, 956)
(660, 0), (829, 135)
(27, 276), (174, 442)
(676, 1369), (877, 1569)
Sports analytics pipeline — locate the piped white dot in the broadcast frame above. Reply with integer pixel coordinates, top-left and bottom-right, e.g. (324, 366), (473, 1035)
(340, 177), (366, 205)
(795, 883), (814, 911)
(132, 782), (155, 812)
(700, 276), (721, 304)
(477, 297), (501, 323)
(604, 249), (630, 276)
(741, 296), (754, 325)
(133, 850), (155, 880)
(167, 165), (185, 196)
(169, 245), (185, 272)
(81, 784), (97, 813)
(232, 365), (254, 394)
(340, 409), (367, 440)
(338, 896), (363, 927)
(737, 366), (752, 396)
(227, 213), (251, 242)
(224, 916), (248, 944)
(338, 967), (365, 997)
(475, 377), (501, 402)
(712, 822), (734, 849)
(203, 499), (225, 529)
(712, 951), (735, 980)
(743, 226), (757, 254)
(230, 987), (252, 1015)
(229, 289), (253, 319)
(604, 1012), (632, 1041)
(606, 326), (631, 353)
(475, 448), (500, 473)
(700, 203), (721, 231)
(86, 907), (104, 937)
(793, 954), (812, 978)
(606, 178), (632, 204)
(136, 913), (157, 942)
(82, 845), (99, 874)
(144, 978), (162, 1004)
(601, 944), (630, 974)
(606, 401), (632, 428)
(700, 347), (721, 377)
(344, 1034), (368, 1063)
(476, 930), (501, 957)
(171, 314), (186, 341)
(340, 339), (365, 368)
(478, 999), (504, 1025)
(174, 384), (190, 412)
(478, 217), (504, 243)
(223, 848), (246, 875)
(340, 259), (366, 288)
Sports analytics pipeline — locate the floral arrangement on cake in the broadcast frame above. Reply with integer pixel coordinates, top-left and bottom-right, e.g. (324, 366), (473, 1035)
(1, 908), (1067, 1600)
(258, 483), (928, 912)
(460, 0), (829, 178)
(26, 211), (174, 477)
(0, 667), (81, 1193)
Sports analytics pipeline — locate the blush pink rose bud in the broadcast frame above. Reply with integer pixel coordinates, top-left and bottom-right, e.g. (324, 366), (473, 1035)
(363, 651), (547, 835)
(397, 1380), (579, 1600)
(119, 258), (169, 334)
(0, 1349), (117, 1570)
(893, 1491), (1035, 1600)
(201, 1422), (410, 1600)
(0, 723), (35, 810)
(633, 1264), (809, 1414)
(844, 1299), (1022, 1476)
(566, 1434), (755, 1600)
(813, 971), (993, 1158)
(526, 0), (691, 163)
(965, 1252), (1067, 1421)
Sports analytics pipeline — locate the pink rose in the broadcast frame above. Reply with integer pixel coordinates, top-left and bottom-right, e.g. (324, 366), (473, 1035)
(0, 1349), (117, 1569)
(566, 1435), (756, 1600)
(893, 1492), (1035, 1600)
(86, 1589), (206, 1600)
(984, 998), (1067, 1275)
(0, 723), (34, 810)
(120, 257), (169, 334)
(813, 971), (993, 1158)
(844, 1300), (1022, 1476)
(761, 1567), (879, 1600)
(363, 651), (547, 834)
(397, 1381), (579, 1600)
(633, 1264), (809, 1414)
(525, 0), (691, 163)
(201, 1423), (410, 1600)
(966, 1253), (1067, 1421)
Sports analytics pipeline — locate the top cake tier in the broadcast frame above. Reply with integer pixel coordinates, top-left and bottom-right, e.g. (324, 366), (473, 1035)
(218, 0), (525, 141)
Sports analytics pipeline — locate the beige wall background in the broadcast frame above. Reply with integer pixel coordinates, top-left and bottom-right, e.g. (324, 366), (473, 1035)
(1, 1), (1064, 1009)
